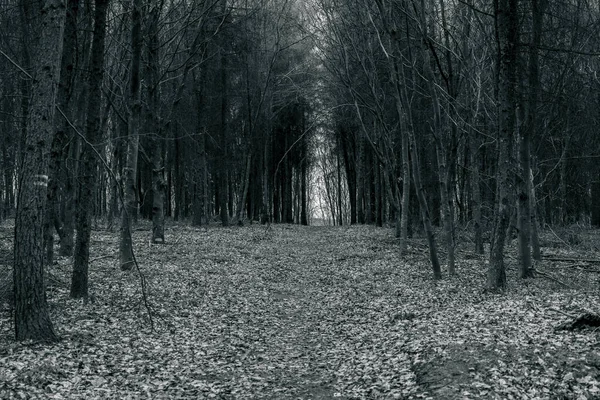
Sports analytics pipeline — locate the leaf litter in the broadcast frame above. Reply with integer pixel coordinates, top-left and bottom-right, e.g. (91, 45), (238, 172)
(0, 222), (599, 399)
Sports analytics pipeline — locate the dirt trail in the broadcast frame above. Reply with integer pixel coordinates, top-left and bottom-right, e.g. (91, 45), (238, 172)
(187, 225), (414, 399)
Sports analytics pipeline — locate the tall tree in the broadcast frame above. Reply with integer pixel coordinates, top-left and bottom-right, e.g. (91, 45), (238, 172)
(44, 0), (79, 265)
(517, 0), (545, 278)
(13, 0), (65, 342)
(120, 0), (143, 270)
(71, 0), (110, 298)
(489, 0), (519, 290)
(146, 0), (165, 243)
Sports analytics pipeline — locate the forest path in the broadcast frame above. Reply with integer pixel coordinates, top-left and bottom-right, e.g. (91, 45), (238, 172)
(183, 224), (415, 399)
(2, 222), (600, 399)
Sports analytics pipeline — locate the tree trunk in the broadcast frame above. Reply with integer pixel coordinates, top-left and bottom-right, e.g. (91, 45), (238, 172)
(375, 160), (383, 227)
(336, 144), (343, 225)
(408, 124), (441, 279)
(470, 133), (484, 254)
(235, 153), (252, 225)
(219, 45), (229, 227)
(398, 126), (411, 251)
(417, 0), (455, 275)
(558, 133), (570, 225)
(13, 0), (65, 342)
(356, 132), (365, 224)
(147, 3), (164, 243)
(518, 0), (544, 278)
(592, 181), (600, 227)
(60, 139), (76, 255)
(530, 167), (541, 260)
(120, 0), (143, 270)
(300, 146), (308, 225)
(489, 0), (518, 290)
(71, 0), (110, 298)
(44, 0), (79, 264)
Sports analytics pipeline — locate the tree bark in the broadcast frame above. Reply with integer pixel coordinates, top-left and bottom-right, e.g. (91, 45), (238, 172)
(13, 0), (65, 342)
(489, 0), (519, 290)
(470, 132), (484, 254)
(529, 167), (541, 260)
(518, 0), (545, 278)
(71, 0), (110, 298)
(408, 122), (442, 279)
(235, 153), (252, 225)
(147, 2), (164, 243)
(417, 0), (455, 275)
(356, 132), (365, 224)
(44, 0), (79, 264)
(300, 137), (308, 225)
(219, 43), (229, 227)
(120, 0), (143, 270)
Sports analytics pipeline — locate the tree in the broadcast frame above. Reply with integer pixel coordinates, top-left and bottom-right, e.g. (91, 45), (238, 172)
(120, 0), (143, 270)
(44, 0), (80, 265)
(517, 0), (546, 278)
(488, 0), (519, 290)
(146, 0), (166, 243)
(13, 0), (65, 342)
(71, 0), (110, 298)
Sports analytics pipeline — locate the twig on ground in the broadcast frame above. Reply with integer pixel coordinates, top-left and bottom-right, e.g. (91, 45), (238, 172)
(547, 307), (576, 318)
(546, 225), (573, 250)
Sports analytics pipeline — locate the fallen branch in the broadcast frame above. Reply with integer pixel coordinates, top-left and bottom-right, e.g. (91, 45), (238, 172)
(543, 256), (600, 264)
(556, 313), (600, 331)
(532, 268), (572, 288)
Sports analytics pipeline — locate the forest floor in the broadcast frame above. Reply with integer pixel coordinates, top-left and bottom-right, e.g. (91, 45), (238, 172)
(1, 220), (600, 399)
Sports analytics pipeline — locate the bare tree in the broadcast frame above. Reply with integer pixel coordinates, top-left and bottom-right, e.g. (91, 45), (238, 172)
(489, 0), (519, 290)
(71, 0), (110, 298)
(120, 0), (143, 270)
(13, 0), (65, 342)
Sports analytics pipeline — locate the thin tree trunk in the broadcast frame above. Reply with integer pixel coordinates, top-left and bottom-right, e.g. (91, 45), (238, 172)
(558, 133), (570, 225)
(379, 6), (411, 253)
(417, 0), (454, 275)
(219, 45), (229, 226)
(337, 145), (343, 225)
(301, 148), (308, 225)
(518, 0), (546, 272)
(489, 0), (518, 290)
(375, 160), (383, 227)
(470, 133), (484, 254)
(530, 167), (541, 260)
(235, 153), (252, 225)
(60, 139), (76, 255)
(13, 0), (65, 342)
(356, 133), (365, 224)
(120, 0), (142, 270)
(408, 123), (441, 279)
(147, 2), (164, 243)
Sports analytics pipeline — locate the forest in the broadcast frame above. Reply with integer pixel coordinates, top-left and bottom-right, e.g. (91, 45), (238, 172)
(1, 0), (600, 398)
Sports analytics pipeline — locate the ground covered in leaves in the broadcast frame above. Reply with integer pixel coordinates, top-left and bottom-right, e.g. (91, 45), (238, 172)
(1, 221), (600, 399)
